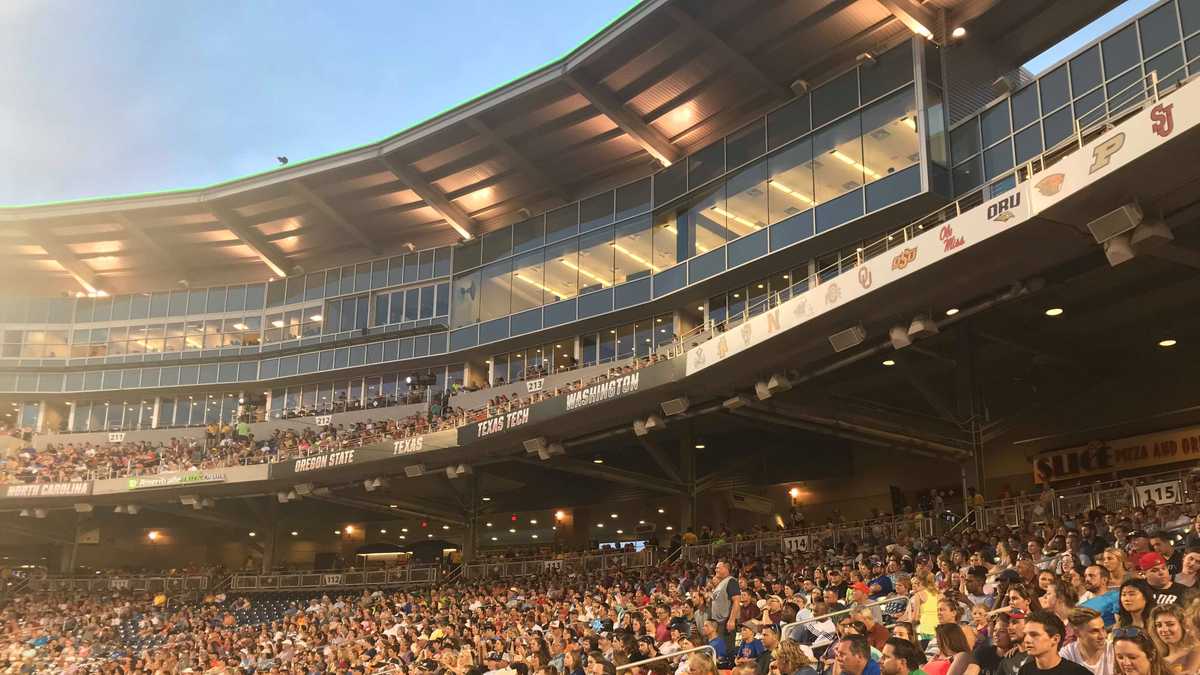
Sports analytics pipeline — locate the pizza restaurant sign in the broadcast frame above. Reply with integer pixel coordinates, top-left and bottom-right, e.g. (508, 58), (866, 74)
(1033, 425), (1200, 483)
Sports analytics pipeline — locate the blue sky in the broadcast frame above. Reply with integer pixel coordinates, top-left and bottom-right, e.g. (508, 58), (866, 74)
(0, 0), (1158, 206)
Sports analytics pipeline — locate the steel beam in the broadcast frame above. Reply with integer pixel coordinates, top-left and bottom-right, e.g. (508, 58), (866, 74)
(638, 437), (683, 484)
(112, 213), (191, 280)
(564, 73), (683, 166)
(379, 155), (477, 240)
(664, 6), (789, 101)
(311, 493), (466, 526)
(875, 0), (935, 38)
(205, 204), (294, 277)
(21, 225), (102, 293)
(466, 118), (570, 203)
(510, 456), (683, 495)
(289, 181), (379, 254)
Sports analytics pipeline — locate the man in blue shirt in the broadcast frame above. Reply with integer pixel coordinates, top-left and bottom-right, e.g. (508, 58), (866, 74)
(836, 635), (881, 675)
(703, 619), (731, 668)
(1078, 564), (1119, 626)
(868, 562), (894, 599)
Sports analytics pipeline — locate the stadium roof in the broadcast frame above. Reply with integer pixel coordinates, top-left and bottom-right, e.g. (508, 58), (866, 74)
(0, 0), (1113, 296)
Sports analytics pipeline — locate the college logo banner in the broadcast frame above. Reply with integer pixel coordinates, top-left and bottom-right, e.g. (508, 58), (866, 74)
(266, 429), (458, 480)
(1, 482), (92, 499)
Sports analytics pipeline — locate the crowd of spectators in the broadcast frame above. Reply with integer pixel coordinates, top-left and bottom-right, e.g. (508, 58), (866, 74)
(1, 496), (1198, 674)
(0, 353), (671, 485)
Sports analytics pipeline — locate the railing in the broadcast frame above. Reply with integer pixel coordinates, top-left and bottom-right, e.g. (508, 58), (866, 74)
(781, 595), (910, 650)
(680, 514), (933, 562)
(706, 63), (1189, 345)
(462, 548), (655, 579)
(27, 573), (211, 594)
(616, 645), (717, 673)
(230, 564), (440, 591)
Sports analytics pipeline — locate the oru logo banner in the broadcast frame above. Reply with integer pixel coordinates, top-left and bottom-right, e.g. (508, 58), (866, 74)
(685, 184), (1033, 375)
(1030, 81), (1200, 214)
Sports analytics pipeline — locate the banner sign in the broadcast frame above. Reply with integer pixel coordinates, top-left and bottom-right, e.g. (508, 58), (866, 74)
(314, 415), (332, 427)
(1, 482), (92, 499)
(525, 379), (545, 393)
(458, 359), (682, 444)
(1029, 82), (1200, 214)
(127, 471), (227, 490)
(782, 536), (810, 553)
(108, 432), (126, 443)
(267, 429), (458, 480)
(1033, 425), (1200, 483)
(686, 184), (1033, 375)
(322, 574), (344, 586)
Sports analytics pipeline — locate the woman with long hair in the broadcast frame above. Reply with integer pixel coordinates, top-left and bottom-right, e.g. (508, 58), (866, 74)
(1149, 604), (1200, 674)
(1118, 580), (1155, 630)
(1105, 548), (1132, 582)
(1040, 579), (1078, 624)
(771, 639), (818, 675)
(990, 542), (1016, 575)
(931, 623), (980, 675)
(890, 622), (926, 666)
(912, 573), (941, 641)
(1114, 627), (1173, 675)
(1005, 584), (1042, 615)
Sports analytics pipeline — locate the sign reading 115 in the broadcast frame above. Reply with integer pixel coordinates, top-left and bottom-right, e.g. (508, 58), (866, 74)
(1136, 480), (1181, 506)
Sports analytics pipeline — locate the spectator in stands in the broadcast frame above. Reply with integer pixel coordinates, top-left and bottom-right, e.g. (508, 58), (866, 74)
(1147, 604), (1199, 673)
(1176, 547), (1200, 588)
(1018, 611), (1090, 675)
(835, 635), (879, 675)
(1135, 553), (1189, 607)
(928, 623), (978, 675)
(1117, 580), (1155, 630)
(882, 637), (928, 675)
(1102, 549), (1132, 583)
(773, 639), (818, 675)
(1060, 608), (1113, 675)
(910, 574), (940, 641)
(1112, 628), (1171, 675)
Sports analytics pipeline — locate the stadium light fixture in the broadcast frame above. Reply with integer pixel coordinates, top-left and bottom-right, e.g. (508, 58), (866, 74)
(147, 530), (160, 541)
(657, 508), (665, 514)
(882, 359), (896, 367)
(951, 26), (966, 38)
(1158, 339), (1178, 348)
(592, 458), (604, 464)
(945, 308), (959, 316)
(291, 531), (299, 536)
(555, 510), (566, 521)
(1044, 307), (1064, 317)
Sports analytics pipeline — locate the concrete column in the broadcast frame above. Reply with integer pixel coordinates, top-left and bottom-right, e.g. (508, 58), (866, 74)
(680, 433), (697, 533)
(60, 518), (80, 574)
(954, 324), (985, 495)
(261, 500), (279, 573)
(463, 473), (479, 563)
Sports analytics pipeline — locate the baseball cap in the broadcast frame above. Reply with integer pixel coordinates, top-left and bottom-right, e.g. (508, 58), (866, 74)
(486, 653), (504, 662)
(1007, 610), (1026, 620)
(1138, 552), (1167, 571)
(851, 582), (870, 594)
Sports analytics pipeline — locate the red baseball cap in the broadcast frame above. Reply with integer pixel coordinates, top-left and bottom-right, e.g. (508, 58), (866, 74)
(1138, 552), (1167, 571)
(852, 582), (871, 594)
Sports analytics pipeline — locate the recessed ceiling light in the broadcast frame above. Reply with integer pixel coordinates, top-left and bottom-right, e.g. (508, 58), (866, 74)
(945, 308), (959, 316)
(427, 534), (433, 538)
(610, 513), (618, 518)
(401, 528), (408, 533)
(1158, 339), (1178, 348)
(657, 508), (665, 514)
(616, 529), (624, 534)
(509, 528), (516, 533)
(882, 359), (896, 367)
(248, 531), (256, 537)
(291, 531), (298, 536)
(485, 522), (492, 527)
(593, 458), (604, 464)
(596, 523), (604, 528)
(530, 519), (538, 524)
(639, 520), (646, 525)
(491, 536), (498, 541)
(481, 496), (491, 501)
(441, 525), (450, 530)
(1044, 307), (1064, 317)
(379, 529), (387, 534)
(951, 26), (966, 38)
(694, 444), (705, 449)
(531, 534), (539, 539)
(665, 525), (674, 530)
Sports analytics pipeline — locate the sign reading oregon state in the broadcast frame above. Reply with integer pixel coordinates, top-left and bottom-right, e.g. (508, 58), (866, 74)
(686, 183), (1032, 375)
(266, 429), (457, 480)
(1030, 80), (1200, 213)
(1034, 425), (1200, 483)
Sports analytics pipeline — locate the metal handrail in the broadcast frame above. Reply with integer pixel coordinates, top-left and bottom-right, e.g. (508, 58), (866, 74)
(616, 645), (717, 672)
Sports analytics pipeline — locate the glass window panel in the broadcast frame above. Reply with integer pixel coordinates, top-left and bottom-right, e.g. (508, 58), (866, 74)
(767, 96), (810, 151)
(576, 226), (614, 294)
(387, 256), (404, 286)
(451, 271), (481, 329)
(812, 112), (863, 203)
(768, 136), (816, 225)
(202, 287), (227, 316)
(1014, 124), (1043, 164)
(1145, 44), (1186, 92)
(319, 350), (334, 371)
(323, 268), (342, 298)
(983, 139), (1014, 179)
(264, 279), (284, 307)
(861, 87), (919, 182)
(726, 119), (765, 169)
(812, 69), (858, 128)
(238, 362), (257, 381)
(980, 102), (1010, 147)
(435, 282), (449, 317)
(860, 41), (913, 102)
(299, 352), (319, 374)
(1074, 87), (1106, 127)
(865, 164), (920, 211)
(615, 323), (635, 359)
(687, 184), (727, 258)
(453, 240), (481, 273)
(725, 161), (768, 238)
(166, 290), (186, 316)
(352, 263), (370, 291)
(127, 293), (148, 320)
(580, 191), (614, 232)
(108, 295), (131, 322)
(1070, 46), (1103, 96)
(479, 261), (511, 322)
(148, 292), (169, 318)
(688, 140), (725, 188)
(814, 189), (863, 233)
(727, 229), (767, 268)
(339, 299), (356, 332)
(545, 204), (578, 244)
(370, 261), (388, 289)
(1040, 64), (1070, 112)
(374, 293), (390, 327)
(354, 296), (369, 330)
(1141, 3), (1180, 57)
(338, 265), (355, 294)
(226, 285), (246, 312)
(1183, 0), (1200, 37)
(244, 283), (265, 310)
(277, 357), (297, 378)
(652, 212), (680, 272)
(434, 247), (452, 277)
(1042, 107), (1074, 148)
(615, 177), (652, 220)
(218, 363), (238, 383)
(1106, 68), (1145, 115)
(1011, 85), (1040, 130)
(185, 288), (206, 315)
(305, 272), (325, 301)
(413, 335), (430, 357)
(1102, 25), (1140, 78)
(482, 228), (512, 264)
(612, 214), (653, 284)
(259, 359), (277, 380)
(543, 238), (578, 302)
(403, 289), (419, 322)
(513, 215), (545, 254)
(653, 161), (687, 206)
(577, 288), (612, 318)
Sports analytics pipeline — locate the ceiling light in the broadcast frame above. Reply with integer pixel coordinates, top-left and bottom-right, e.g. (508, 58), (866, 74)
(1158, 339), (1178, 348)
(427, 534), (433, 538)
(616, 530), (624, 534)
(485, 523), (492, 528)
(389, 504), (398, 509)
(491, 536), (499, 541)
(697, 305), (704, 311)
(481, 496), (491, 501)
(1044, 307), (1064, 317)
(639, 519), (646, 525)
(882, 359), (896, 366)
(593, 458), (604, 464)
(789, 487), (801, 498)
(309, 314), (323, 322)
(441, 525), (450, 530)
(147, 531), (160, 541)
(399, 535), (406, 539)
(694, 444), (705, 449)
(657, 508), (665, 514)
(271, 320), (285, 328)
(596, 523), (604, 528)
(343, 525), (354, 534)
(248, 531), (256, 537)
(380, 529), (387, 534)
(232, 323), (248, 331)
(402, 528), (408, 532)
(531, 534), (539, 539)
(951, 26), (966, 38)
(530, 519), (538, 524)
(509, 528), (516, 533)
(334, 529), (341, 535)
(610, 513), (618, 518)
(665, 525), (674, 531)
(945, 308), (959, 316)
(291, 531), (299, 536)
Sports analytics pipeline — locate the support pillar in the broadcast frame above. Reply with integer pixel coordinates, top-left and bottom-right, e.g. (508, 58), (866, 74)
(955, 323), (985, 498)
(680, 432), (697, 533)
(463, 472), (479, 563)
(59, 517), (81, 574)
(261, 500), (279, 574)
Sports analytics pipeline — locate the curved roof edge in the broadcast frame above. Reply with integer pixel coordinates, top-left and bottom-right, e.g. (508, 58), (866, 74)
(0, 0), (655, 215)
